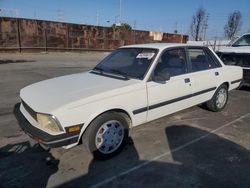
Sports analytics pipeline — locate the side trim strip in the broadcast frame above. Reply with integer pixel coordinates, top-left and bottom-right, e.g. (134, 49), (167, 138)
(231, 79), (242, 84)
(133, 87), (217, 115)
(133, 107), (148, 115)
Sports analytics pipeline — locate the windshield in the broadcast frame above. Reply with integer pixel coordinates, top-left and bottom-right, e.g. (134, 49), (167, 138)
(232, 34), (250, 47)
(93, 48), (158, 80)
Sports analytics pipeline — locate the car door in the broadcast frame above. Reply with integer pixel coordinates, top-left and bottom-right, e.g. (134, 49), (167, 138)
(146, 47), (194, 122)
(186, 47), (223, 104)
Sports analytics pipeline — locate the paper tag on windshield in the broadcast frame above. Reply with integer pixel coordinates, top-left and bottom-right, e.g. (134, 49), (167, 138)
(136, 53), (155, 60)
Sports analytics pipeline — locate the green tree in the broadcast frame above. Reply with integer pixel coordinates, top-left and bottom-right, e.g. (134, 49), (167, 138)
(112, 23), (132, 30)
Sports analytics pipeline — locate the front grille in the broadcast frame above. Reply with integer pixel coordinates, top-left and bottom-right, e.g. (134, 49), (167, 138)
(243, 69), (250, 83)
(219, 53), (250, 68)
(21, 100), (37, 121)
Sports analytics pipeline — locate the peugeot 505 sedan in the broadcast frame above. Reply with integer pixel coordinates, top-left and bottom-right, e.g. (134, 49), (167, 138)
(14, 43), (242, 158)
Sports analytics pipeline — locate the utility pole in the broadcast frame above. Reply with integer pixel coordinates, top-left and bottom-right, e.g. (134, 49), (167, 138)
(57, 9), (64, 22)
(174, 21), (178, 33)
(180, 24), (183, 34)
(133, 20), (136, 29)
(203, 14), (209, 41)
(96, 11), (100, 26)
(133, 20), (136, 44)
(114, 15), (121, 26)
(119, 0), (122, 23)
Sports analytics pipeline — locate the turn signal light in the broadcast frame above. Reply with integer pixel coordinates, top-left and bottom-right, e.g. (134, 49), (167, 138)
(35, 137), (43, 143)
(68, 126), (81, 133)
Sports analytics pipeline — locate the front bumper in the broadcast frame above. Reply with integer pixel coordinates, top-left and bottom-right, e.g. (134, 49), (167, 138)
(13, 103), (80, 148)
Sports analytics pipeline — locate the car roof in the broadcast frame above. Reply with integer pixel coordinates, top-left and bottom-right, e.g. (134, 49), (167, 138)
(120, 43), (204, 50)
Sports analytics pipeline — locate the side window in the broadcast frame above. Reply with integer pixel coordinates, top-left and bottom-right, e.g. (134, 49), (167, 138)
(154, 48), (187, 77)
(188, 48), (220, 72)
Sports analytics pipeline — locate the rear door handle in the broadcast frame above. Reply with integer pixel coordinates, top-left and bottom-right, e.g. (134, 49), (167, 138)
(184, 78), (190, 83)
(215, 72), (219, 76)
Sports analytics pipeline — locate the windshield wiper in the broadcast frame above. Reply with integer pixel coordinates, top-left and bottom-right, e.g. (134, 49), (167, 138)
(92, 67), (129, 80)
(93, 67), (103, 72)
(93, 66), (104, 72)
(108, 69), (129, 79)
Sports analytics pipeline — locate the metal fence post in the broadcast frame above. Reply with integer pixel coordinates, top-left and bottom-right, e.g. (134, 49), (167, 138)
(66, 24), (69, 50)
(43, 22), (47, 52)
(16, 18), (21, 53)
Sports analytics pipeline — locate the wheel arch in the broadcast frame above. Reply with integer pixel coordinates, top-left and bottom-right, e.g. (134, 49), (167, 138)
(206, 81), (229, 112)
(78, 107), (132, 144)
(221, 81), (229, 89)
(213, 81), (229, 98)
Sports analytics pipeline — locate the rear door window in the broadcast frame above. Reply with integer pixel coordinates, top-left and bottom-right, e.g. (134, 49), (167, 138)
(154, 48), (188, 77)
(188, 48), (220, 72)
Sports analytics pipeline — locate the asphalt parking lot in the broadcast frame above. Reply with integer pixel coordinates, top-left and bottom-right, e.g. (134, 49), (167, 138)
(0, 52), (250, 188)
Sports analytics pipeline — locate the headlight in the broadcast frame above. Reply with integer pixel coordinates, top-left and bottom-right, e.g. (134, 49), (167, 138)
(36, 113), (63, 134)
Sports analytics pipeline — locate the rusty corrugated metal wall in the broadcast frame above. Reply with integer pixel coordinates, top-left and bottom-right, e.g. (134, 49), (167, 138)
(0, 17), (188, 52)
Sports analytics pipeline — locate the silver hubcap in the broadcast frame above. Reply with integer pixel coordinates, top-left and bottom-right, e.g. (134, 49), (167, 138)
(216, 88), (227, 108)
(95, 120), (124, 154)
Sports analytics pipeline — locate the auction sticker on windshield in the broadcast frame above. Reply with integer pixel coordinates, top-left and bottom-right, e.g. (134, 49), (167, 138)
(136, 52), (155, 59)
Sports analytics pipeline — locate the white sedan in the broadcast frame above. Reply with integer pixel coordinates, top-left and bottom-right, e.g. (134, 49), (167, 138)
(216, 33), (250, 86)
(14, 43), (242, 158)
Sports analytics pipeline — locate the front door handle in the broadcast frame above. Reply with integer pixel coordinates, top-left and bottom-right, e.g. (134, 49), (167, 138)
(184, 78), (190, 83)
(215, 72), (219, 76)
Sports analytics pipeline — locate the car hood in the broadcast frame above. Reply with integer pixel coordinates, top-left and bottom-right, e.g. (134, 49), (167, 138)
(20, 71), (140, 113)
(217, 46), (250, 54)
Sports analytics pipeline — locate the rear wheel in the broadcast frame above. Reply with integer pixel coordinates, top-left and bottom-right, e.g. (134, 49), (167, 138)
(206, 84), (228, 112)
(83, 112), (129, 159)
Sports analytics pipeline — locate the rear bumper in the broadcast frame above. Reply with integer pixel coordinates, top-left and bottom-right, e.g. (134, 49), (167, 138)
(13, 103), (80, 148)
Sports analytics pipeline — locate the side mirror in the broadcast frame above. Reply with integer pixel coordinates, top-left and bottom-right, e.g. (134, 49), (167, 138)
(152, 72), (170, 82)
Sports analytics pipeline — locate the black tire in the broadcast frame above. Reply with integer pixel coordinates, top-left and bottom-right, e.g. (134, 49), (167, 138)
(206, 84), (228, 112)
(83, 112), (129, 159)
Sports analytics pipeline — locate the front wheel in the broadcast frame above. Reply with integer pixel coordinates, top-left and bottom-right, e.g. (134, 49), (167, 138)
(83, 112), (129, 159)
(206, 84), (228, 112)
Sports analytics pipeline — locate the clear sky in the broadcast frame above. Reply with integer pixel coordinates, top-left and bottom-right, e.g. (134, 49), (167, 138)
(1, 0), (250, 39)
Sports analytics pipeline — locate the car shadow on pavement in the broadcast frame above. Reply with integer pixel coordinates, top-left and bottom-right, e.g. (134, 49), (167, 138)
(0, 141), (59, 188)
(2, 125), (250, 188)
(58, 125), (250, 188)
(239, 86), (250, 91)
(0, 60), (36, 65)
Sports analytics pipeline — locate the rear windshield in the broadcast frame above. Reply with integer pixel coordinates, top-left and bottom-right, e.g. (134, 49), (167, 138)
(232, 34), (250, 47)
